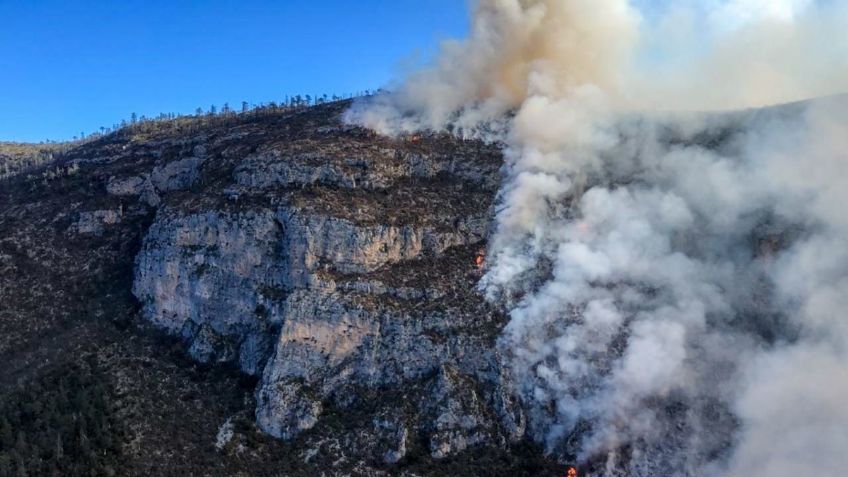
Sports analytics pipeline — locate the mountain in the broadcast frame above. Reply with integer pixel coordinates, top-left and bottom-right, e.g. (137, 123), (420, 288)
(0, 102), (561, 476)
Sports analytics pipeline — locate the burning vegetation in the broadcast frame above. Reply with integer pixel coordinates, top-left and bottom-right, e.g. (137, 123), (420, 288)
(476, 249), (486, 269)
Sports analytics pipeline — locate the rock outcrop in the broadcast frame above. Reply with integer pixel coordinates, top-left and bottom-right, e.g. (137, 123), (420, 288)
(133, 209), (284, 375)
(126, 103), (524, 463)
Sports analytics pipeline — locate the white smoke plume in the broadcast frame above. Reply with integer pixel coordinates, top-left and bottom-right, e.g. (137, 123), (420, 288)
(344, 1), (848, 475)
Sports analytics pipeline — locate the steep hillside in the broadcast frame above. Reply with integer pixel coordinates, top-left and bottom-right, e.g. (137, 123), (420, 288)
(0, 141), (70, 180)
(0, 102), (562, 476)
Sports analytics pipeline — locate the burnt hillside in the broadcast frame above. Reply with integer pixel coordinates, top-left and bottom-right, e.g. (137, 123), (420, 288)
(0, 102), (562, 476)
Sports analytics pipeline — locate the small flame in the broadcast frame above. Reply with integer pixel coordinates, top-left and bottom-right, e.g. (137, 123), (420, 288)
(476, 251), (486, 268)
(567, 467), (579, 477)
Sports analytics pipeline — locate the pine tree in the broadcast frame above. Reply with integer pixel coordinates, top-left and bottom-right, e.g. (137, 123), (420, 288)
(0, 453), (11, 477)
(0, 418), (12, 450)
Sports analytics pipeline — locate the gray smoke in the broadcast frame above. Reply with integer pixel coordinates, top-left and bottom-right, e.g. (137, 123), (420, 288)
(344, 1), (848, 475)
(492, 99), (848, 475)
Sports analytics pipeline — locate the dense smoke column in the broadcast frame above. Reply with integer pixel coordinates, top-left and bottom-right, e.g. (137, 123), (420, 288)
(487, 100), (848, 477)
(345, 1), (848, 475)
(487, 104), (848, 475)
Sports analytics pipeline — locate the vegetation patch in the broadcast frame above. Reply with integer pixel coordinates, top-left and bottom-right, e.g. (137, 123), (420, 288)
(0, 357), (127, 477)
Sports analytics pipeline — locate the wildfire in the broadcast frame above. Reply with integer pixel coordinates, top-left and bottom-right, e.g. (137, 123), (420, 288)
(566, 466), (579, 477)
(475, 251), (486, 269)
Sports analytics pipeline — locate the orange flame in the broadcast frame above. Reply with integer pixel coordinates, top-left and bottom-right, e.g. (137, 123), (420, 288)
(567, 467), (579, 477)
(476, 251), (486, 268)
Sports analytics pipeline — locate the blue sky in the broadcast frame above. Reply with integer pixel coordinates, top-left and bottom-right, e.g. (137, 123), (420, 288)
(0, 0), (469, 142)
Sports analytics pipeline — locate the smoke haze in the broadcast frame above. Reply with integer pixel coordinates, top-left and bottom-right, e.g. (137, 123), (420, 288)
(345, 1), (848, 475)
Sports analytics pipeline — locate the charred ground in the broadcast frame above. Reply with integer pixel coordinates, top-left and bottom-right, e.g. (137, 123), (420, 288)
(0, 102), (562, 476)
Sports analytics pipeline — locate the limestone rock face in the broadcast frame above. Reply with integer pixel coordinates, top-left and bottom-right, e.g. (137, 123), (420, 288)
(73, 209), (122, 236)
(106, 175), (146, 196)
(128, 105), (524, 463)
(425, 365), (498, 459)
(134, 200), (512, 446)
(150, 156), (204, 192)
(106, 152), (204, 207)
(133, 209), (284, 375)
(255, 378), (324, 440)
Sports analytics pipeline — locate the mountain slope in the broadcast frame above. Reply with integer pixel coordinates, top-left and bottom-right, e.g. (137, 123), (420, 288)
(0, 102), (561, 476)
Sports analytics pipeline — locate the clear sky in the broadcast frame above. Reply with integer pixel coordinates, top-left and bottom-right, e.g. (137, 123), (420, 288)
(0, 0), (469, 142)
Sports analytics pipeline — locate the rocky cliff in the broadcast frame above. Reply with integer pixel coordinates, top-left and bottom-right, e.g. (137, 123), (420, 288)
(0, 102), (560, 476)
